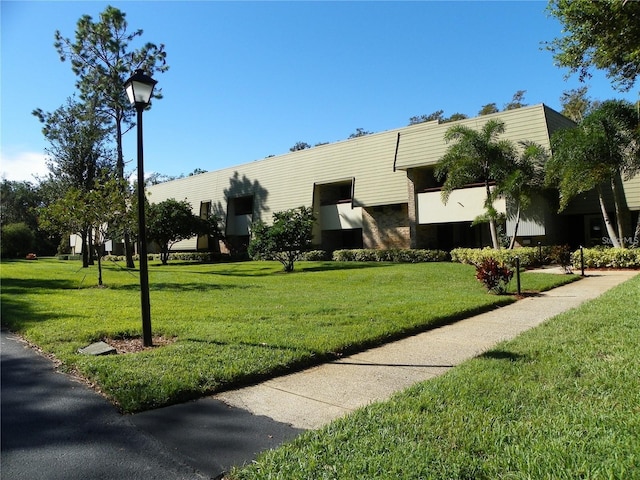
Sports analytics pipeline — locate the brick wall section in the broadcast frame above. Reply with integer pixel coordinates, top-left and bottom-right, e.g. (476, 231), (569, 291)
(362, 204), (411, 249)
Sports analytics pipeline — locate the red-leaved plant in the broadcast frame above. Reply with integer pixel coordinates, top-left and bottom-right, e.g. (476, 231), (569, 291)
(474, 258), (513, 294)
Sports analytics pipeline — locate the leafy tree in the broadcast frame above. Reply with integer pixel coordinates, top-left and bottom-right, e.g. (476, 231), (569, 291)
(1, 223), (35, 258)
(146, 199), (215, 265)
(436, 119), (516, 249)
(1, 180), (40, 229)
(54, 5), (168, 267)
(188, 168), (208, 176)
(33, 97), (112, 266)
(546, 0), (640, 91)
(478, 103), (499, 116)
(290, 142), (311, 152)
(39, 176), (128, 285)
(248, 206), (315, 272)
(504, 90), (527, 110)
(491, 141), (548, 249)
(547, 100), (640, 247)
(1, 180), (60, 255)
(348, 128), (372, 139)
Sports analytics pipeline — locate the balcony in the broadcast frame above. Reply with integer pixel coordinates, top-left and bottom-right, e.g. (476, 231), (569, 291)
(320, 202), (363, 230)
(417, 186), (505, 224)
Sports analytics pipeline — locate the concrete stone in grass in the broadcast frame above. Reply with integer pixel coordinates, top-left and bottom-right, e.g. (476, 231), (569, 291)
(78, 341), (116, 356)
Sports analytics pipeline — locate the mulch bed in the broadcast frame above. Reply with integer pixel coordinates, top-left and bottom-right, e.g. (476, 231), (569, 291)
(105, 336), (177, 354)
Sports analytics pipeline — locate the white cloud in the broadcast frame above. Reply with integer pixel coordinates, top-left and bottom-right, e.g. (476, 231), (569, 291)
(0, 151), (49, 182)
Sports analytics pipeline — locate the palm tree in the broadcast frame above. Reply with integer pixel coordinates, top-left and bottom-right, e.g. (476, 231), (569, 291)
(547, 100), (640, 248)
(492, 141), (548, 249)
(436, 119), (516, 249)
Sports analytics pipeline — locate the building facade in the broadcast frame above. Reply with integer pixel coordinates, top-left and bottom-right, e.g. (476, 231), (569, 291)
(146, 104), (640, 253)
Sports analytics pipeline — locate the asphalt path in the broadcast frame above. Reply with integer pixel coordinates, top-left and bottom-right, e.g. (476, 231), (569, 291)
(0, 329), (208, 480)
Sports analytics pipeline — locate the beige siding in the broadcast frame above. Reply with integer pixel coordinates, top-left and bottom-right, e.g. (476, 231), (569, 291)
(148, 129), (409, 218)
(394, 104), (556, 170)
(623, 174), (640, 210)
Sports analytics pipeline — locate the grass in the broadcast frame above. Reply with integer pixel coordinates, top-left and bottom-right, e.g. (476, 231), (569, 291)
(0, 258), (577, 413)
(228, 274), (640, 480)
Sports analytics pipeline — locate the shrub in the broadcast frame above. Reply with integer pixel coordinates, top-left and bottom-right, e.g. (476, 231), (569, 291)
(301, 250), (331, 261)
(572, 247), (640, 269)
(331, 249), (449, 263)
(549, 244), (573, 272)
(474, 258), (514, 294)
(248, 207), (315, 272)
(450, 247), (539, 269)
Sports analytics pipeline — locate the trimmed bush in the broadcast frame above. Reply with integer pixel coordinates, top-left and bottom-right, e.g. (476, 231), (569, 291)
(332, 249), (449, 263)
(572, 247), (640, 269)
(301, 250), (331, 261)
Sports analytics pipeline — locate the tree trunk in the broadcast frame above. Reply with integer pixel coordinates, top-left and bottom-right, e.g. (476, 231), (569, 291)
(509, 202), (521, 250)
(597, 185), (621, 248)
(485, 180), (500, 249)
(96, 245), (103, 286)
(633, 213), (640, 247)
(610, 175), (629, 248)
(81, 229), (89, 268)
(87, 233), (94, 265)
(116, 111), (136, 269)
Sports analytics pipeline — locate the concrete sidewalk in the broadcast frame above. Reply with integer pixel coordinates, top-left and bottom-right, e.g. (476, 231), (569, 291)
(213, 269), (638, 430)
(131, 269), (637, 478)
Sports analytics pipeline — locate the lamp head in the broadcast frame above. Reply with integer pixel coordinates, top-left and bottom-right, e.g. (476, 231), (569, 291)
(124, 69), (157, 108)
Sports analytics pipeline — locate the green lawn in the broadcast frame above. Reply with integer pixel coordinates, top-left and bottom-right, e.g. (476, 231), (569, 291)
(0, 258), (577, 412)
(229, 274), (640, 480)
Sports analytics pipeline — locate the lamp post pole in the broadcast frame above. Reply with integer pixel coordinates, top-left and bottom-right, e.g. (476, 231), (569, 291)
(135, 103), (152, 347)
(124, 69), (157, 348)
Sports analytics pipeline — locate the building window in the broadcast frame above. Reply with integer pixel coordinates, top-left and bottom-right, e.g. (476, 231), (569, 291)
(232, 196), (254, 215)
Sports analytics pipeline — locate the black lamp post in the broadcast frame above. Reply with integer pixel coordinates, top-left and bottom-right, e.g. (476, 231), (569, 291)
(124, 69), (157, 347)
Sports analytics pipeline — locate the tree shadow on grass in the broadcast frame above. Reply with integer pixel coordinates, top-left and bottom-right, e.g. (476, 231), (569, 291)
(479, 349), (529, 362)
(298, 262), (393, 273)
(108, 282), (258, 292)
(0, 277), (81, 292)
(1, 290), (77, 331)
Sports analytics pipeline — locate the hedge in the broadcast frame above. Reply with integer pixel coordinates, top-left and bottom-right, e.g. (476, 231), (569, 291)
(450, 247), (542, 268)
(332, 249), (450, 263)
(572, 247), (640, 269)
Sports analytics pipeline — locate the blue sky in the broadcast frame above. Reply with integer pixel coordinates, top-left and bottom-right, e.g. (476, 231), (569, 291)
(2, 1), (638, 182)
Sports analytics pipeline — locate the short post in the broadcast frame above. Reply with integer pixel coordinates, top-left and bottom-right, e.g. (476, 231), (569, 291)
(515, 256), (521, 295)
(537, 242), (542, 264)
(580, 245), (585, 277)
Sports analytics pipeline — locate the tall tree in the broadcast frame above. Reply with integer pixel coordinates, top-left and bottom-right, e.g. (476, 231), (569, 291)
(409, 111), (468, 125)
(54, 5), (168, 267)
(503, 90), (527, 110)
(33, 97), (112, 266)
(290, 142), (311, 152)
(436, 119), (516, 249)
(349, 128), (372, 138)
(478, 103), (499, 116)
(547, 100), (640, 247)
(546, 0), (640, 91)
(559, 87), (599, 123)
